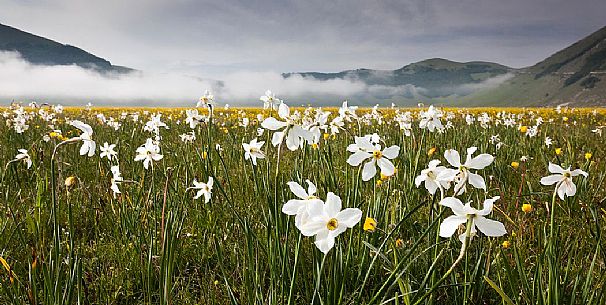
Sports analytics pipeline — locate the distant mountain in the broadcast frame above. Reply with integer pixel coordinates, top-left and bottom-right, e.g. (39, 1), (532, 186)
(0, 23), (132, 73)
(462, 26), (606, 106)
(285, 58), (514, 101)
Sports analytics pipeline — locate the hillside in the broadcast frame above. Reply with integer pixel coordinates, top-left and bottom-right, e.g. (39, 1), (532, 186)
(463, 26), (606, 106)
(0, 23), (132, 73)
(285, 58), (514, 100)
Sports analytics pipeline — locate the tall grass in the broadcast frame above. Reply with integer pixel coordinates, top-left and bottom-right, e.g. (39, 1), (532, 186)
(0, 105), (604, 304)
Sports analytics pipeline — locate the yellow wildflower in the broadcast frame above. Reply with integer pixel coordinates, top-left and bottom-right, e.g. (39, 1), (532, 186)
(363, 217), (377, 232)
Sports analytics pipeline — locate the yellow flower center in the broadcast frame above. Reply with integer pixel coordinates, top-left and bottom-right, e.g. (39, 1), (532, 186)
(373, 150), (383, 159)
(326, 218), (339, 231)
(563, 172), (571, 178)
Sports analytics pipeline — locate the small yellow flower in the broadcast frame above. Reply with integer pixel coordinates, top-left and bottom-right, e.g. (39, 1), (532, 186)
(64, 176), (77, 188)
(522, 203), (533, 213)
(555, 148), (562, 155)
(395, 239), (404, 248)
(511, 161), (519, 169)
(323, 133), (330, 140)
(427, 147), (437, 157)
(376, 180), (383, 187)
(501, 240), (511, 249)
(585, 152), (592, 160)
(519, 125), (528, 133)
(202, 151), (208, 159)
(563, 116), (569, 122)
(311, 143), (319, 150)
(363, 217), (377, 232)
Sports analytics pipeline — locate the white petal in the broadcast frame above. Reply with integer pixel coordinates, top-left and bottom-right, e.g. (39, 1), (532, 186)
(306, 180), (317, 195)
(278, 102), (290, 119)
(271, 131), (285, 147)
(540, 174), (562, 186)
(425, 179), (439, 195)
(439, 197), (466, 216)
(466, 154), (494, 169)
(362, 159), (377, 181)
(325, 192), (342, 217)
(382, 145), (400, 159)
(468, 172), (486, 190)
(377, 158), (395, 177)
(477, 196), (500, 216)
(299, 219), (326, 237)
(414, 174), (426, 187)
(282, 199), (306, 215)
(261, 117), (287, 130)
(570, 169), (588, 177)
(444, 149), (461, 167)
(474, 217), (506, 237)
(314, 231), (335, 254)
(563, 179), (577, 198)
(439, 215), (467, 238)
(336, 208), (362, 228)
(548, 163), (565, 174)
(347, 151), (371, 166)
(285, 128), (300, 151)
(287, 182), (308, 199)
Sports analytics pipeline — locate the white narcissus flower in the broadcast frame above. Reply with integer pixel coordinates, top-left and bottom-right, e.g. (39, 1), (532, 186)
(439, 196), (506, 242)
(192, 177), (213, 203)
(444, 147), (494, 195)
(197, 89), (215, 108)
(185, 109), (205, 129)
(299, 192), (362, 254)
(134, 138), (163, 170)
(70, 120), (96, 157)
(110, 165), (123, 197)
(282, 180), (323, 228)
(99, 142), (117, 161)
(540, 163), (588, 200)
(261, 102), (312, 151)
(14, 149), (32, 169)
(346, 136), (399, 181)
(260, 90), (279, 110)
(242, 138), (266, 165)
(415, 160), (458, 195)
(419, 105), (444, 132)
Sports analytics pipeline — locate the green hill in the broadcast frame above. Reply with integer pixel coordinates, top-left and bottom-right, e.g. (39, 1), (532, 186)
(285, 58), (513, 100)
(462, 26), (606, 106)
(0, 23), (132, 73)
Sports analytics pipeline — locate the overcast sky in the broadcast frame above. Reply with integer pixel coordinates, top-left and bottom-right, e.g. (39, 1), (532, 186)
(1, 0), (605, 78)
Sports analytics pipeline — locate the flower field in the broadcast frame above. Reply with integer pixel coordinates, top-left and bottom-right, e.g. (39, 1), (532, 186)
(1, 97), (605, 304)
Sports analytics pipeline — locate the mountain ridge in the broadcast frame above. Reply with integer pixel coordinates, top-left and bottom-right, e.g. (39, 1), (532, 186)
(0, 23), (132, 73)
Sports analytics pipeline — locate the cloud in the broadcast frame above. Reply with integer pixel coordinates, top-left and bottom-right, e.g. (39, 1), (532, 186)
(0, 51), (368, 105)
(0, 51), (520, 105)
(454, 73), (516, 95)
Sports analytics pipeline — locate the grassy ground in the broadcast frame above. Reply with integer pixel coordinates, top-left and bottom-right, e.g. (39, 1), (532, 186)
(0, 105), (604, 304)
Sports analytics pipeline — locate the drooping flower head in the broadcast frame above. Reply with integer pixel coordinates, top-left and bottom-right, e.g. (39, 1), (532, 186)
(242, 138), (266, 165)
(439, 196), (506, 242)
(70, 120), (96, 157)
(192, 177), (214, 203)
(540, 163), (588, 200)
